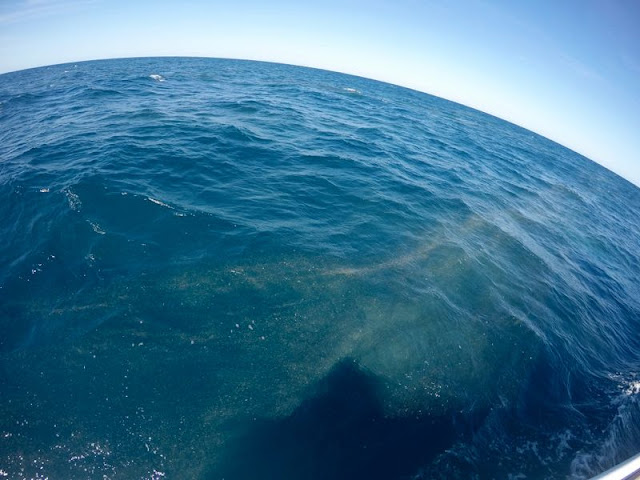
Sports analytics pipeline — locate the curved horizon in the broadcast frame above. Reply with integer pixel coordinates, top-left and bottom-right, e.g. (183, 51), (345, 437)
(4, 54), (638, 192)
(1, 0), (638, 187)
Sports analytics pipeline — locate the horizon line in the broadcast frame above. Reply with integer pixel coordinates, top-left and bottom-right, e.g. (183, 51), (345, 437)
(2, 54), (638, 191)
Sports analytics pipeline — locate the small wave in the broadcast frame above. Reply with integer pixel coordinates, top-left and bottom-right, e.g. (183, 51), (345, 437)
(149, 74), (165, 82)
(343, 87), (361, 94)
(147, 197), (173, 209)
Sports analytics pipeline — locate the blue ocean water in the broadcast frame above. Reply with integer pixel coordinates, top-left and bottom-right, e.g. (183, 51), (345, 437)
(0, 57), (639, 479)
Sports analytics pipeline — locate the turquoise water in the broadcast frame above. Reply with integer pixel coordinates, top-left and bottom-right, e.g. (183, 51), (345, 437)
(0, 57), (639, 479)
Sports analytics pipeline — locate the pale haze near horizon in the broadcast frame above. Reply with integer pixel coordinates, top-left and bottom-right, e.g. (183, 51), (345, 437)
(1, 0), (639, 187)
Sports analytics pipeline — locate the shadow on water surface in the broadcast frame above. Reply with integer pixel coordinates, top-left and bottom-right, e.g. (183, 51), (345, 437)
(215, 359), (487, 480)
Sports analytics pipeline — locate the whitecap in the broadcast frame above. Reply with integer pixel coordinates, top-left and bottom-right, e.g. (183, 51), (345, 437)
(343, 87), (361, 94)
(147, 197), (173, 209)
(149, 74), (165, 82)
(624, 380), (640, 396)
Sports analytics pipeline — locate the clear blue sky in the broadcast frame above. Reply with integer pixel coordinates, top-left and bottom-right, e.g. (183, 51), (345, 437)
(1, 0), (639, 186)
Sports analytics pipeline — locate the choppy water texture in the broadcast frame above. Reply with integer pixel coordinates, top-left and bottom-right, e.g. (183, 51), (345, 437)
(1, 57), (639, 479)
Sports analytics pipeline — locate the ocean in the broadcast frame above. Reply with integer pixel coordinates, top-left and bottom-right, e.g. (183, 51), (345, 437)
(0, 57), (639, 479)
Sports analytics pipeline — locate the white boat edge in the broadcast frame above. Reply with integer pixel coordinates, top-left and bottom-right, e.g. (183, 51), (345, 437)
(591, 452), (640, 480)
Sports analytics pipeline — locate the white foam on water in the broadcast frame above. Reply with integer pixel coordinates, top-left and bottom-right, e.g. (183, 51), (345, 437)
(65, 188), (82, 211)
(149, 74), (165, 82)
(569, 375), (640, 479)
(624, 381), (640, 396)
(147, 197), (173, 209)
(89, 221), (106, 235)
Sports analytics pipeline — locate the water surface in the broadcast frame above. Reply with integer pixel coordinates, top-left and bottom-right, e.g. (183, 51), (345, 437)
(1, 57), (639, 479)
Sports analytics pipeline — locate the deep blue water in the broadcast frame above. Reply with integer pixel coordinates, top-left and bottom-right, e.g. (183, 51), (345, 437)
(1, 57), (639, 479)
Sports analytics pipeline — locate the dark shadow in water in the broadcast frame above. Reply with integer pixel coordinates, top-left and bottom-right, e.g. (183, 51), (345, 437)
(215, 359), (487, 480)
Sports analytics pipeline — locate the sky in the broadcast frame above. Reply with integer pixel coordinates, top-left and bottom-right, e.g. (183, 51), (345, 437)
(1, 0), (639, 186)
